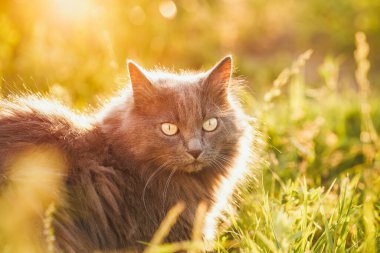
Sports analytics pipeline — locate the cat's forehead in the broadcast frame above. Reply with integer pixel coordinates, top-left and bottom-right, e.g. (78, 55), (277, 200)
(132, 68), (231, 123)
(136, 72), (209, 122)
(147, 71), (206, 88)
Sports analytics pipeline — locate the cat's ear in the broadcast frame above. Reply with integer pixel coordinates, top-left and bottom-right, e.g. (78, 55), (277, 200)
(203, 56), (232, 102)
(127, 60), (155, 104)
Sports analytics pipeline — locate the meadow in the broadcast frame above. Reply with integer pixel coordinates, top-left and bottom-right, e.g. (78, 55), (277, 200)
(0, 0), (379, 252)
(146, 34), (380, 253)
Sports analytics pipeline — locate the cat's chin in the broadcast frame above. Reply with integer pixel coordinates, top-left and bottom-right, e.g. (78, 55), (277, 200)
(182, 162), (204, 173)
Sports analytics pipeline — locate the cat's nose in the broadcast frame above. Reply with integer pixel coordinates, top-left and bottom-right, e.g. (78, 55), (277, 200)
(187, 138), (203, 159)
(188, 149), (202, 159)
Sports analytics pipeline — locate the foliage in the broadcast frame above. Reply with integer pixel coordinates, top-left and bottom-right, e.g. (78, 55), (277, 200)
(0, 0), (380, 101)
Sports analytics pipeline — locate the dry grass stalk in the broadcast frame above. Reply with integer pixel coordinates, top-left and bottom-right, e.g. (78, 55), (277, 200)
(144, 201), (186, 253)
(263, 49), (313, 110)
(43, 202), (57, 253)
(354, 31), (378, 252)
(189, 201), (208, 253)
(0, 146), (66, 253)
(354, 32), (379, 153)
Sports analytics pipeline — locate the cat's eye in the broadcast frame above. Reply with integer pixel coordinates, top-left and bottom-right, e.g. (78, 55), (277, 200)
(202, 118), (218, 132)
(161, 123), (178, 136)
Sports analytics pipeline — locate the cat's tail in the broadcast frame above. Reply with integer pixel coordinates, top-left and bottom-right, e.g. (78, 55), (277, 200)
(1, 95), (94, 141)
(0, 96), (94, 171)
(0, 97), (78, 252)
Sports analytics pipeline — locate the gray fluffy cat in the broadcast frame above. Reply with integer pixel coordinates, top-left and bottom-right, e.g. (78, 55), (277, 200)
(0, 56), (253, 252)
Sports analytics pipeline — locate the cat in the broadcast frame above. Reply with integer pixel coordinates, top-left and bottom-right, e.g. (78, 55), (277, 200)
(0, 56), (253, 252)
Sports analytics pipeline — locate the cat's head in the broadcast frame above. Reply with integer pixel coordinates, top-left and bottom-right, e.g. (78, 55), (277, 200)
(107, 56), (248, 174)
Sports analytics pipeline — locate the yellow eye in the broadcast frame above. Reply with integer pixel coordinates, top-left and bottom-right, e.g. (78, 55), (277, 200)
(202, 118), (218, 132)
(161, 123), (178, 136)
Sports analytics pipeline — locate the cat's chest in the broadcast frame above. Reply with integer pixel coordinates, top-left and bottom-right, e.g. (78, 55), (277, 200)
(143, 173), (212, 202)
(131, 180), (209, 243)
(129, 173), (213, 222)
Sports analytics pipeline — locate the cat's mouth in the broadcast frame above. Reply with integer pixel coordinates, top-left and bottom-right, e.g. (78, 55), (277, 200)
(183, 161), (204, 173)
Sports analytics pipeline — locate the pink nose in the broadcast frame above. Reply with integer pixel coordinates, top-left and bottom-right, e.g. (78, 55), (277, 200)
(188, 150), (202, 159)
(187, 138), (203, 159)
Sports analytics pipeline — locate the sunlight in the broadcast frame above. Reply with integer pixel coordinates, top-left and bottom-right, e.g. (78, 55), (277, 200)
(14, 97), (94, 130)
(129, 5), (146, 26)
(159, 0), (177, 20)
(203, 121), (255, 240)
(1, 0), (380, 251)
(0, 146), (66, 252)
(50, 0), (95, 24)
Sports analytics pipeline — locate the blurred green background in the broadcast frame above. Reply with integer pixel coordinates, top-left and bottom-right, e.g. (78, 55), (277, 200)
(0, 0), (379, 106)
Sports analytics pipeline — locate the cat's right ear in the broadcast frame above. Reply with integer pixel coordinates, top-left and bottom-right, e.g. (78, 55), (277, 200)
(127, 60), (155, 104)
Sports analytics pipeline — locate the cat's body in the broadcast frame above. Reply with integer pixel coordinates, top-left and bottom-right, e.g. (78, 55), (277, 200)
(0, 57), (253, 252)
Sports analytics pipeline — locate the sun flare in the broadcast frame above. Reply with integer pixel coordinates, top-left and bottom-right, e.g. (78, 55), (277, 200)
(49, 0), (96, 24)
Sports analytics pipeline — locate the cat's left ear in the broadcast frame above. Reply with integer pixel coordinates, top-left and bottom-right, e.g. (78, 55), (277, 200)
(127, 60), (156, 105)
(202, 55), (232, 102)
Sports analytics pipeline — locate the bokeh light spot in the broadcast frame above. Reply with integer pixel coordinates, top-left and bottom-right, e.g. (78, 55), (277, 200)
(159, 1), (177, 20)
(50, 0), (93, 23)
(129, 5), (146, 25)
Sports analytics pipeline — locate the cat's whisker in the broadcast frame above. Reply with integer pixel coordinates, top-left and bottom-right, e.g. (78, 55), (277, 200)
(142, 160), (169, 196)
(218, 156), (235, 169)
(161, 167), (177, 211)
(209, 155), (233, 171)
(210, 159), (223, 171)
(144, 154), (171, 164)
(222, 123), (232, 136)
(219, 154), (234, 163)
(142, 160), (171, 222)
